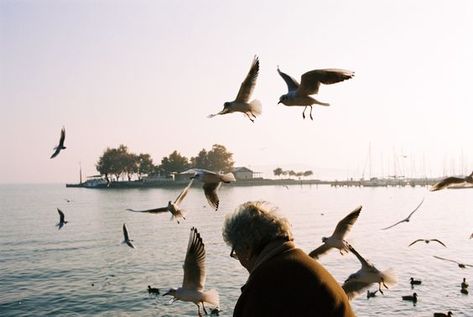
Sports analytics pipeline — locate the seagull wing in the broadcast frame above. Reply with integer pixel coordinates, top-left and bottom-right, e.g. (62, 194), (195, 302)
(57, 208), (65, 222)
(235, 56), (259, 103)
(408, 239), (424, 247)
(342, 280), (371, 300)
(123, 224), (130, 241)
(126, 207), (169, 213)
(348, 244), (371, 270)
(405, 198), (424, 220)
(59, 126), (66, 147)
(332, 206), (362, 240)
(203, 182), (221, 211)
(431, 177), (465, 191)
(182, 227), (206, 290)
(277, 67), (299, 92)
(174, 179), (194, 205)
(381, 219), (406, 230)
(297, 69), (354, 96)
(433, 255), (459, 264)
(431, 239), (447, 247)
(308, 243), (332, 259)
(50, 147), (61, 159)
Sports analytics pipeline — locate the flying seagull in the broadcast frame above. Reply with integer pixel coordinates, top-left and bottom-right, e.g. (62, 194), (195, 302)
(190, 169), (236, 211)
(163, 227), (219, 317)
(430, 172), (473, 191)
(342, 244), (396, 299)
(127, 179), (193, 223)
(381, 198), (424, 230)
(433, 256), (473, 269)
(408, 239), (446, 248)
(309, 205), (362, 259)
(122, 224), (135, 249)
(50, 126), (66, 159)
(56, 208), (68, 230)
(208, 56), (262, 122)
(277, 66), (354, 120)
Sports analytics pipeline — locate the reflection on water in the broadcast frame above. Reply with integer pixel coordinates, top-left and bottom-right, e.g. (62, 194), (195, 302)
(0, 184), (472, 316)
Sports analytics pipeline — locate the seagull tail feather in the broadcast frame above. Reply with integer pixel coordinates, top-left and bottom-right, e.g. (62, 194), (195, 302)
(249, 99), (262, 115)
(202, 289), (220, 307)
(381, 268), (397, 287)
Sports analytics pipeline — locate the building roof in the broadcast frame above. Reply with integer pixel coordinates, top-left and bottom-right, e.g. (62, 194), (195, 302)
(233, 166), (253, 173)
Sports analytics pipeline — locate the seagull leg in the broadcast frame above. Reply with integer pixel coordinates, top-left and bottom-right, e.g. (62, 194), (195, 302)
(302, 106), (307, 119)
(202, 302), (208, 315)
(197, 303), (202, 317)
(378, 282), (384, 295)
(245, 113), (254, 122)
(309, 106), (313, 120)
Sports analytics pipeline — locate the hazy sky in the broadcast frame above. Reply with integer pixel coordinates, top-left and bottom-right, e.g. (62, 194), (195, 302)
(1, 0), (473, 183)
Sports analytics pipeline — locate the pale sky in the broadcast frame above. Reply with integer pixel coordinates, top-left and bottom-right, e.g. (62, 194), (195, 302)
(1, 0), (473, 183)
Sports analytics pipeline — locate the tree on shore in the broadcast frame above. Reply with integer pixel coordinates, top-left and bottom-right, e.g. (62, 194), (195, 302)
(159, 151), (191, 176)
(191, 144), (234, 173)
(273, 167), (283, 178)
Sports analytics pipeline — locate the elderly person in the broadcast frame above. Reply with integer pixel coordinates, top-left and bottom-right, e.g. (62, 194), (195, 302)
(223, 201), (355, 317)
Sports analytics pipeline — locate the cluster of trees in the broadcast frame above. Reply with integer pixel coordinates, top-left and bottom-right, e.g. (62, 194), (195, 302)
(273, 168), (314, 179)
(96, 144), (234, 182)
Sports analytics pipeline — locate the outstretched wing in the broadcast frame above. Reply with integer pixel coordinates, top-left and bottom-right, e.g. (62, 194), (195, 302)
(342, 279), (371, 300)
(431, 177), (466, 191)
(57, 208), (65, 222)
(235, 56), (259, 103)
(277, 66), (299, 92)
(405, 198), (424, 220)
(182, 227), (206, 290)
(126, 207), (168, 213)
(348, 244), (371, 270)
(408, 239), (424, 247)
(59, 126), (66, 147)
(297, 69), (354, 96)
(175, 178), (194, 205)
(123, 223), (130, 241)
(431, 239), (447, 247)
(333, 206), (362, 239)
(308, 244), (332, 259)
(50, 147), (61, 159)
(433, 255), (459, 264)
(381, 219), (406, 230)
(203, 182), (221, 211)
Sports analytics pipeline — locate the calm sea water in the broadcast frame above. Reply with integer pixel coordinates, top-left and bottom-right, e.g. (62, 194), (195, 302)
(0, 184), (472, 316)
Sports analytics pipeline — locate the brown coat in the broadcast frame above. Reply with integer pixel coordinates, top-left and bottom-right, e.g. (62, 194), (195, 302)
(233, 248), (355, 317)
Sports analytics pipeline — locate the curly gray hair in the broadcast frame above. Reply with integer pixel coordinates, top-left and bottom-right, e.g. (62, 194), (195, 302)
(222, 201), (293, 256)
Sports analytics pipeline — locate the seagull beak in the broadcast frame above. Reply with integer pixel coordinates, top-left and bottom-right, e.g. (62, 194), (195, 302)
(277, 101), (281, 104)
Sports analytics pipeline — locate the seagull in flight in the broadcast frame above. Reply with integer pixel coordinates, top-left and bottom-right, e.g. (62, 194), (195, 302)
(50, 126), (66, 159)
(277, 67), (354, 120)
(342, 244), (396, 299)
(122, 224), (135, 249)
(433, 256), (473, 269)
(56, 208), (68, 230)
(190, 169), (236, 211)
(430, 172), (473, 191)
(126, 179), (193, 223)
(163, 227), (219, 317)
(381, 198), (424, 230)
(408, 239), (446, 248)
(309, 206), (362, 259)
(208, 56), (262, 122)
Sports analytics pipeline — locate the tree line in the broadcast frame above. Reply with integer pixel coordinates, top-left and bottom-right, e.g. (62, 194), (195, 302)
(96, 144), (234, 182)
(273, 167), (314, 179)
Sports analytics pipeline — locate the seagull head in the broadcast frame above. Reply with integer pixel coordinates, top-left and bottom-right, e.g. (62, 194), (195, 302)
(163, 288), (177, 297)
(322, 237), (328, 243)
(278, 95), (287, 105)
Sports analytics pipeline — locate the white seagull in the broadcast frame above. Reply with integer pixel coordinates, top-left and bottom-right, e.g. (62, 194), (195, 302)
(277, 67), (354, 120)
(430, 172), (473, 191)
(433, 256), (473, 269)
(126, 179), (193, 224)
(408, 239), (446, 248)
(208, 56), (262, 122)
(50, 126), (66, 159)
(122, 224), (135, 249)
(342, 244), (396, 299)
(190, 169), (236, 211)
(56, 208), (68, 230)
(381, 198), (424, 230)
(309, 206), (362, 259)
(163, 227), (219, 317)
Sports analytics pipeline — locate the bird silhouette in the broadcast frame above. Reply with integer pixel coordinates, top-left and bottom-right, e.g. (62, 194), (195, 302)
(277, 66), (354, 120)
(208, 56), (261, 122)
(56, 208), (68, 229)
(309, 206), (362, 259)
(190, 169), (235, 211)
(408, 239), (446, 248)
(381, 198), (424, 230)
(50, 126), (66, 159)
(122, 224), (135, 249)
(430, 172), (473, 191)
(433, 256), (473, 269)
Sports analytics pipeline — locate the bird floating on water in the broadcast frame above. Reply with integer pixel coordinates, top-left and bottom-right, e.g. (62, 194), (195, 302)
(190, 169), (236, 211)
(408, 239), (446, 248)
(342, 244), (396, 299)
(402, 292), (418, 304)
(208, 56), (262, 122)
(122, 224), (135, 249)
(410, 277), (422, 287)
(433, 311), (453, 317)
(381, 198), (424, 230)
(461, 278), (468, 289)
(433, 256), (473, 269)
(50, 126), (66, 159)
(366, 290), (377, 299)
(277, 66), (354, 120)
(430, 172), (473, 191)
(309, 206), (362, 259)
(127, 179), (193, 223)
(163, 227), (219, 317)
(56, 208), (68, 230)
(147, 285), (160, 295)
